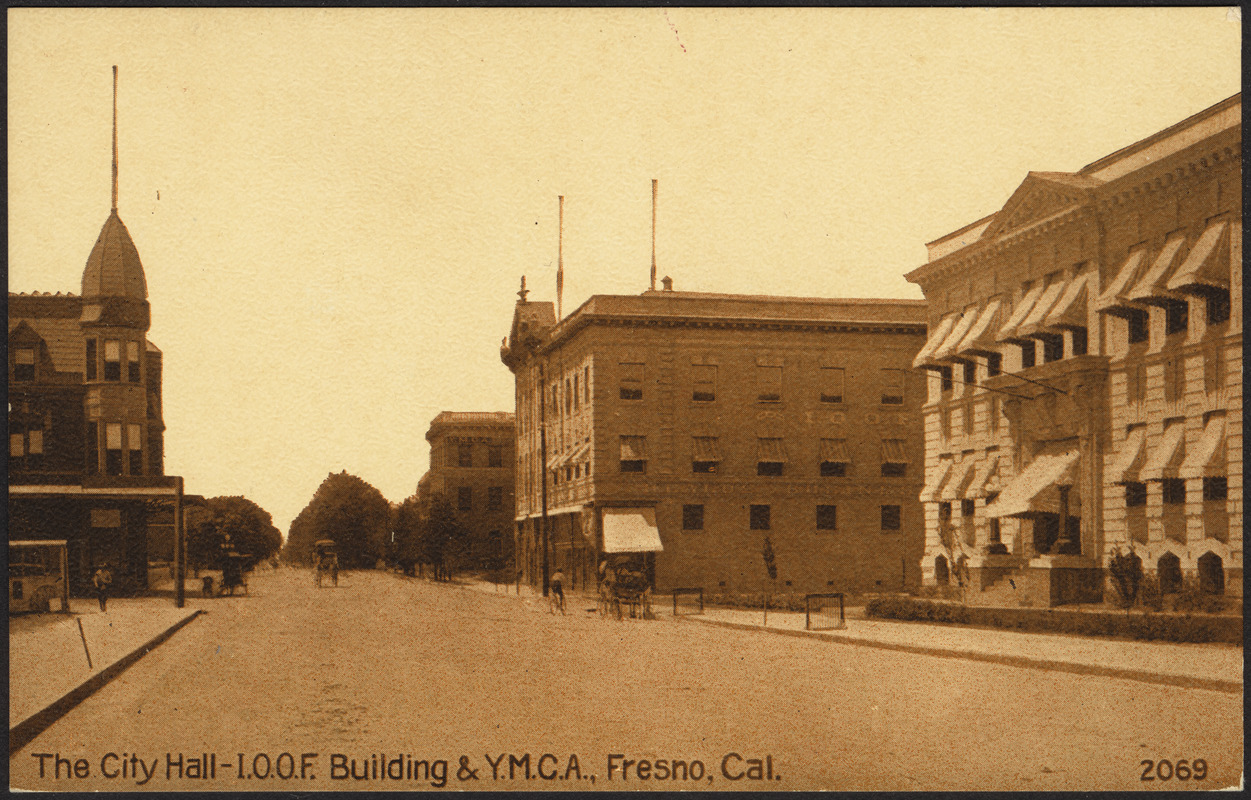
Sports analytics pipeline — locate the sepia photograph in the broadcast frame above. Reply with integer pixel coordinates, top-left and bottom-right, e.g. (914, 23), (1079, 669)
(6, 7), (1243, 791)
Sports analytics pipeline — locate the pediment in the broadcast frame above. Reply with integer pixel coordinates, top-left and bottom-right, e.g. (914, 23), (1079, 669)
(8, 319), (44, 345)
(983, 172), (1103, 241)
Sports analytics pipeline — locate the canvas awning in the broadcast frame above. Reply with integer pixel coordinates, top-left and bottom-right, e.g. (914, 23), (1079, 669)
(939, 456), (978, 501)
(985, 447), (1079, 518)
(1017, 278), (1069, 338)
(601, 507), (663, 553)
(913, 312), (958, 369)
(1127, 235), (1187, 305)
(880, 438), (909, 464)
(756, 437), (788, 462)
(930, 306), (980, 362)
(1167, 221), (1230, 294)
(1041, 273), (1090, 330)
(997, 283), (1046, 342)
(918, 458), (953, 503)
(819, 438), (851, 463)
(955, 299), (1002, 356)
(1095, 249), (1148, 317)
(1141, 421), (1186, 481)
(692, 436), (721, 462)
(1179, 414), (1226, 479)
(965, 454), (1002, 499)
(1105, 426), (1147, 484)
(619, 436), (647, 460)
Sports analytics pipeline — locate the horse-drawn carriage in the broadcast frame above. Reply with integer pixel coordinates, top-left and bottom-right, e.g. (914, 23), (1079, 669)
(314, 540), (339, 588)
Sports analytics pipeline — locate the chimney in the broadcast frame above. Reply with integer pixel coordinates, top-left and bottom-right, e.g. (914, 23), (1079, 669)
(661, 275), (673, 292)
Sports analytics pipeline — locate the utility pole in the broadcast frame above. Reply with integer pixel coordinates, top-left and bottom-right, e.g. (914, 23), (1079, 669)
(538, 360), (550, 597)
(174, 476), (185, 608)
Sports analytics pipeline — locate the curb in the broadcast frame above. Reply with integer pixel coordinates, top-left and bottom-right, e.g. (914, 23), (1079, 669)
(9, 609), (204, 755)
(679, 615), (1241, 695)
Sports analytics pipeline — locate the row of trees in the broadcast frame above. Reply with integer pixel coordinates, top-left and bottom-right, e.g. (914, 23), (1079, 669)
(390, 493), (470, 579)
(186, 495), (283, 570)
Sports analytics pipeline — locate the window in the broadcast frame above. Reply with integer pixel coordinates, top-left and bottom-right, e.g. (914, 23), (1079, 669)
(1042, 335), (1064, 364)
(1165, 299), (1188, 337)
(692, 364), (717, 402)
(488, 445), (503, 468)
(487, 487), (503, 509)
(619, 363), (644, 400)
(986, 353), (1002, 378)
(987, 492), (1002, 544)
(458, 443), (473, 468)
(572, 375), (579, 410)
(488, 531), (503, 557)
(692, 436), (720, 474)
(1070, 328), (1088, 357)
(10, 434), (24, 458)
(619, 436), (647, 473)
(1128, 362), (1147, 405)
(940, 365), (953, 393)
(1164, 357), (1185, 404)
(104, 340), (122, 380)
(749, 504), (771, 530)
(13, 348), (35, 382)
(1127, 310), (1148, 344)
(1019, 341), (1036, 369)
(127, 341), (140, 382)
(682, 504), (704, 531)
(756, 437), (786, 476)
(458, 486), (473, 511)
(28, 429), (43, 455)
(105, 422), (123, 475)
(86, 421), (99, 474)
(881, 438), (907, 477)
(961, 498), (976, 517)
(1203, 477), (1227, 502)
(938, 501), (952, 523)
(584, 366), (591, 403)
(1125, 482), (1147, 508)
(881, 505), (901, 531)
(758, 462), (784, 477)
(1203, 353), (1223, 394)
(962, 361), (976, 388)
(128, 423), (143, 475)
(1207, 290), (1231, 325)
(820, 462), (846, 477)
(820, 367), (845, 404)
(880, 369), (904, 405)
(816, 504), (837, 531)
(86, 339), (98, 380)
(819, 438), (849, 477)
(565, 378), (572, 415)
(756, 365), (782, 403)
(1162, 479), (1185, 505)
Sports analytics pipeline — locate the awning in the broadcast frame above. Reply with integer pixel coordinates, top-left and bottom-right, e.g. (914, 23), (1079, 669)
(965, 454), (1002, 499)
(1167, 221), (1230, 294)
(985, 448), (1079, 518)
(1105, 426), (1147, 484)
(756, 437), (787, 462)
(601, 507), (663, 553)
(1126, 235), (1187, 305)
(997, 283), (1046, 342)
(939, 456), (978, 501)
(1140, 421), (1186, 481)
(1041, 273), (1089, 331)
(954, 299), (1002, 356)
(1017, 278), (1068, 338)
(819, 438), (851, 463)
(880, 438), (908, 464)
(930, 306), (980, 361)
(1095, 249), (1148, 317)
(1179, 414), (1226, 479)
(918, 458), (953, 503)
(619, 436), (647, 460)
(913, 313), (958, 369)
(692, 436), (721, 462)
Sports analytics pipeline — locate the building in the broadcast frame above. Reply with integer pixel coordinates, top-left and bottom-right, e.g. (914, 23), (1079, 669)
(500, 280), (929, 596)
(906, 94), (1241, 605)
(416, 411), (516, 568)
(8, 68), (186, 596)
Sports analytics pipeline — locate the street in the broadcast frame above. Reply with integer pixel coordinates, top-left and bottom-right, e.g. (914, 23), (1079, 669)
(9, 568), (1243, 791)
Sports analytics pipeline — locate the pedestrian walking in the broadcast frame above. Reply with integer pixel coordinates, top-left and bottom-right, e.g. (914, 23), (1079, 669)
(92, 565), (113, 612)
(549, 569), (566, 614)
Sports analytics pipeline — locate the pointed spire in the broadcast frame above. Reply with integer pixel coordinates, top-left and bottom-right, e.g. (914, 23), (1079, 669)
(111, 65), (119, 211)
(556, 195), (564, 319)
(650, 179), (657, 290)
(518, 275), (529, 302)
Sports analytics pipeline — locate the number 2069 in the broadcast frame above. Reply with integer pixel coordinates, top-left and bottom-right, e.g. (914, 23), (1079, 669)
(1140, 759), (1206, 781)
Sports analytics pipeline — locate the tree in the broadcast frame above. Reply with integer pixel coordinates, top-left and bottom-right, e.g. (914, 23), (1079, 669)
(762, 534), (778, 625)
(424, 493), (467, 580)
(391, 494), (426, 575)
(282, 471), (390, 569)
(186, 496), (282, 571)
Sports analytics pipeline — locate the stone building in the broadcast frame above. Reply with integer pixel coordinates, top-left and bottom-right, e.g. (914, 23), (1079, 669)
(500, 280), (928, 596)
(906, 93), (1241, 605)
(8, 68), (185, 596)
(416, 411), (516, 568)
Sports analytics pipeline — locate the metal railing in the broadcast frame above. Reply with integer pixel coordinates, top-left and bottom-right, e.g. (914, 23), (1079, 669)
(672, 587), (704, 616)
(805, 592), (845, 630)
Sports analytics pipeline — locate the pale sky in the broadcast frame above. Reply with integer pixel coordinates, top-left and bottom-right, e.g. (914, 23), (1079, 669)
(8, 8), (1241, 534)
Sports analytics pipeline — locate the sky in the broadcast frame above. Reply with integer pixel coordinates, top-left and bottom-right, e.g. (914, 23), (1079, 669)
(8, 8), (1241, 534)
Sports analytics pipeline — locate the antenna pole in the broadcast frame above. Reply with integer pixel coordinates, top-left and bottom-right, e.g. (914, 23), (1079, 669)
(112, 65), (119, 211)
(650, 179), (657, 290)
(556, 196), (564, 319)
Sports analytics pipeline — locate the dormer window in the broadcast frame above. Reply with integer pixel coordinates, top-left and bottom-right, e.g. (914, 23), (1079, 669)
(13, 348), (35, 382)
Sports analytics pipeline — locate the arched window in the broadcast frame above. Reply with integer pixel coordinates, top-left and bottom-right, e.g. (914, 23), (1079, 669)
(1197, 552), (1224, 595)
(934, 555), (950, 585)
(1157, 552), (1182, 594)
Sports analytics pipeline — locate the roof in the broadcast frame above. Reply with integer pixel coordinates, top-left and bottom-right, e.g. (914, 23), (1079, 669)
(561, 290), (927, 326)
(426, 411), (515, 437)
(8, 301), (86, 376)
(82, 210), (147, 300)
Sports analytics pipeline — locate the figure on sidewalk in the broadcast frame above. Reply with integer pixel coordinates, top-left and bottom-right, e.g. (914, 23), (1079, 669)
(92, 564), (113, 612)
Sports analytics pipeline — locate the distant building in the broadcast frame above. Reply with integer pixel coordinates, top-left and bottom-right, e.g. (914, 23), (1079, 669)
(417, 411), (516, 568)
(906, 93), (1241, 605)
(501, 281), (928, 595)
(8, 69), (185, 596)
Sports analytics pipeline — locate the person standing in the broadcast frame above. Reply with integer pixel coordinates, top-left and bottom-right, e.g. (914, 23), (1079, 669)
(549, 568), (566, 614)
(92, 565), (113, 612)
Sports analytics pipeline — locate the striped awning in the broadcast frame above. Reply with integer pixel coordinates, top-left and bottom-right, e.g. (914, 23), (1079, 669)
(1042, 273), (1090, 331)
(1167, 221), (1230, 294)
(756, 437), (787, 463)
(1127, 235), (1187, 305)
(965, 454), (1002, 499)
(881, 438), (908, 464)
(919, 458), (953, 504)
(819, 438), (850, 463)
(997, 283), (1046, 342)
(1179, 414), (1226, 479)
(930, 306), (980, 362)
(955, 299), (1003, 357)
(1105, 426), (1147, 484)
(913, 313), (959, 369)
(601, 508), (663, 553)
(1141, 421), (1186, 481)
(619, 436), (647, 461)
(1095, 249), (1148, 317)
(1017, 278), (1069, 338)
(939, 456), (978, 501)
(985, 447), (1079, 518)
(692, 436), (721, 462)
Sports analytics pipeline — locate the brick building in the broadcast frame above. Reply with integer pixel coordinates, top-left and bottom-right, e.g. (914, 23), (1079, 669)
(8, 69), (186, 596)
(500, 281), (928, 595)
(416, 411), (516, 568)
(906, 94), (1241, 605)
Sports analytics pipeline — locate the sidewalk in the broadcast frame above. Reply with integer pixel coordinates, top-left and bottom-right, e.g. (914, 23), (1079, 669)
(9, 595), (201, 754)
(444, 574), (1241, 693)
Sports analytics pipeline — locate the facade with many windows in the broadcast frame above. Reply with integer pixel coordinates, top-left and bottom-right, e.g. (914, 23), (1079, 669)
(416, 411), (516, 568)
(906, 94), (1241, 605)
(501, 282), (928, 595)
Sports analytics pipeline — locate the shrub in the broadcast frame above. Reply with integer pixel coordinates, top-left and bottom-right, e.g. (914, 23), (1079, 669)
(1173, 575), (1226, 615)
(1106, 548), (1143, 609)
(1139, 573), (1164, 611)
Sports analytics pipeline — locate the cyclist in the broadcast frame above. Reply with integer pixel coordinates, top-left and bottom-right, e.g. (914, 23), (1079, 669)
(549, 569), (566, 614)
